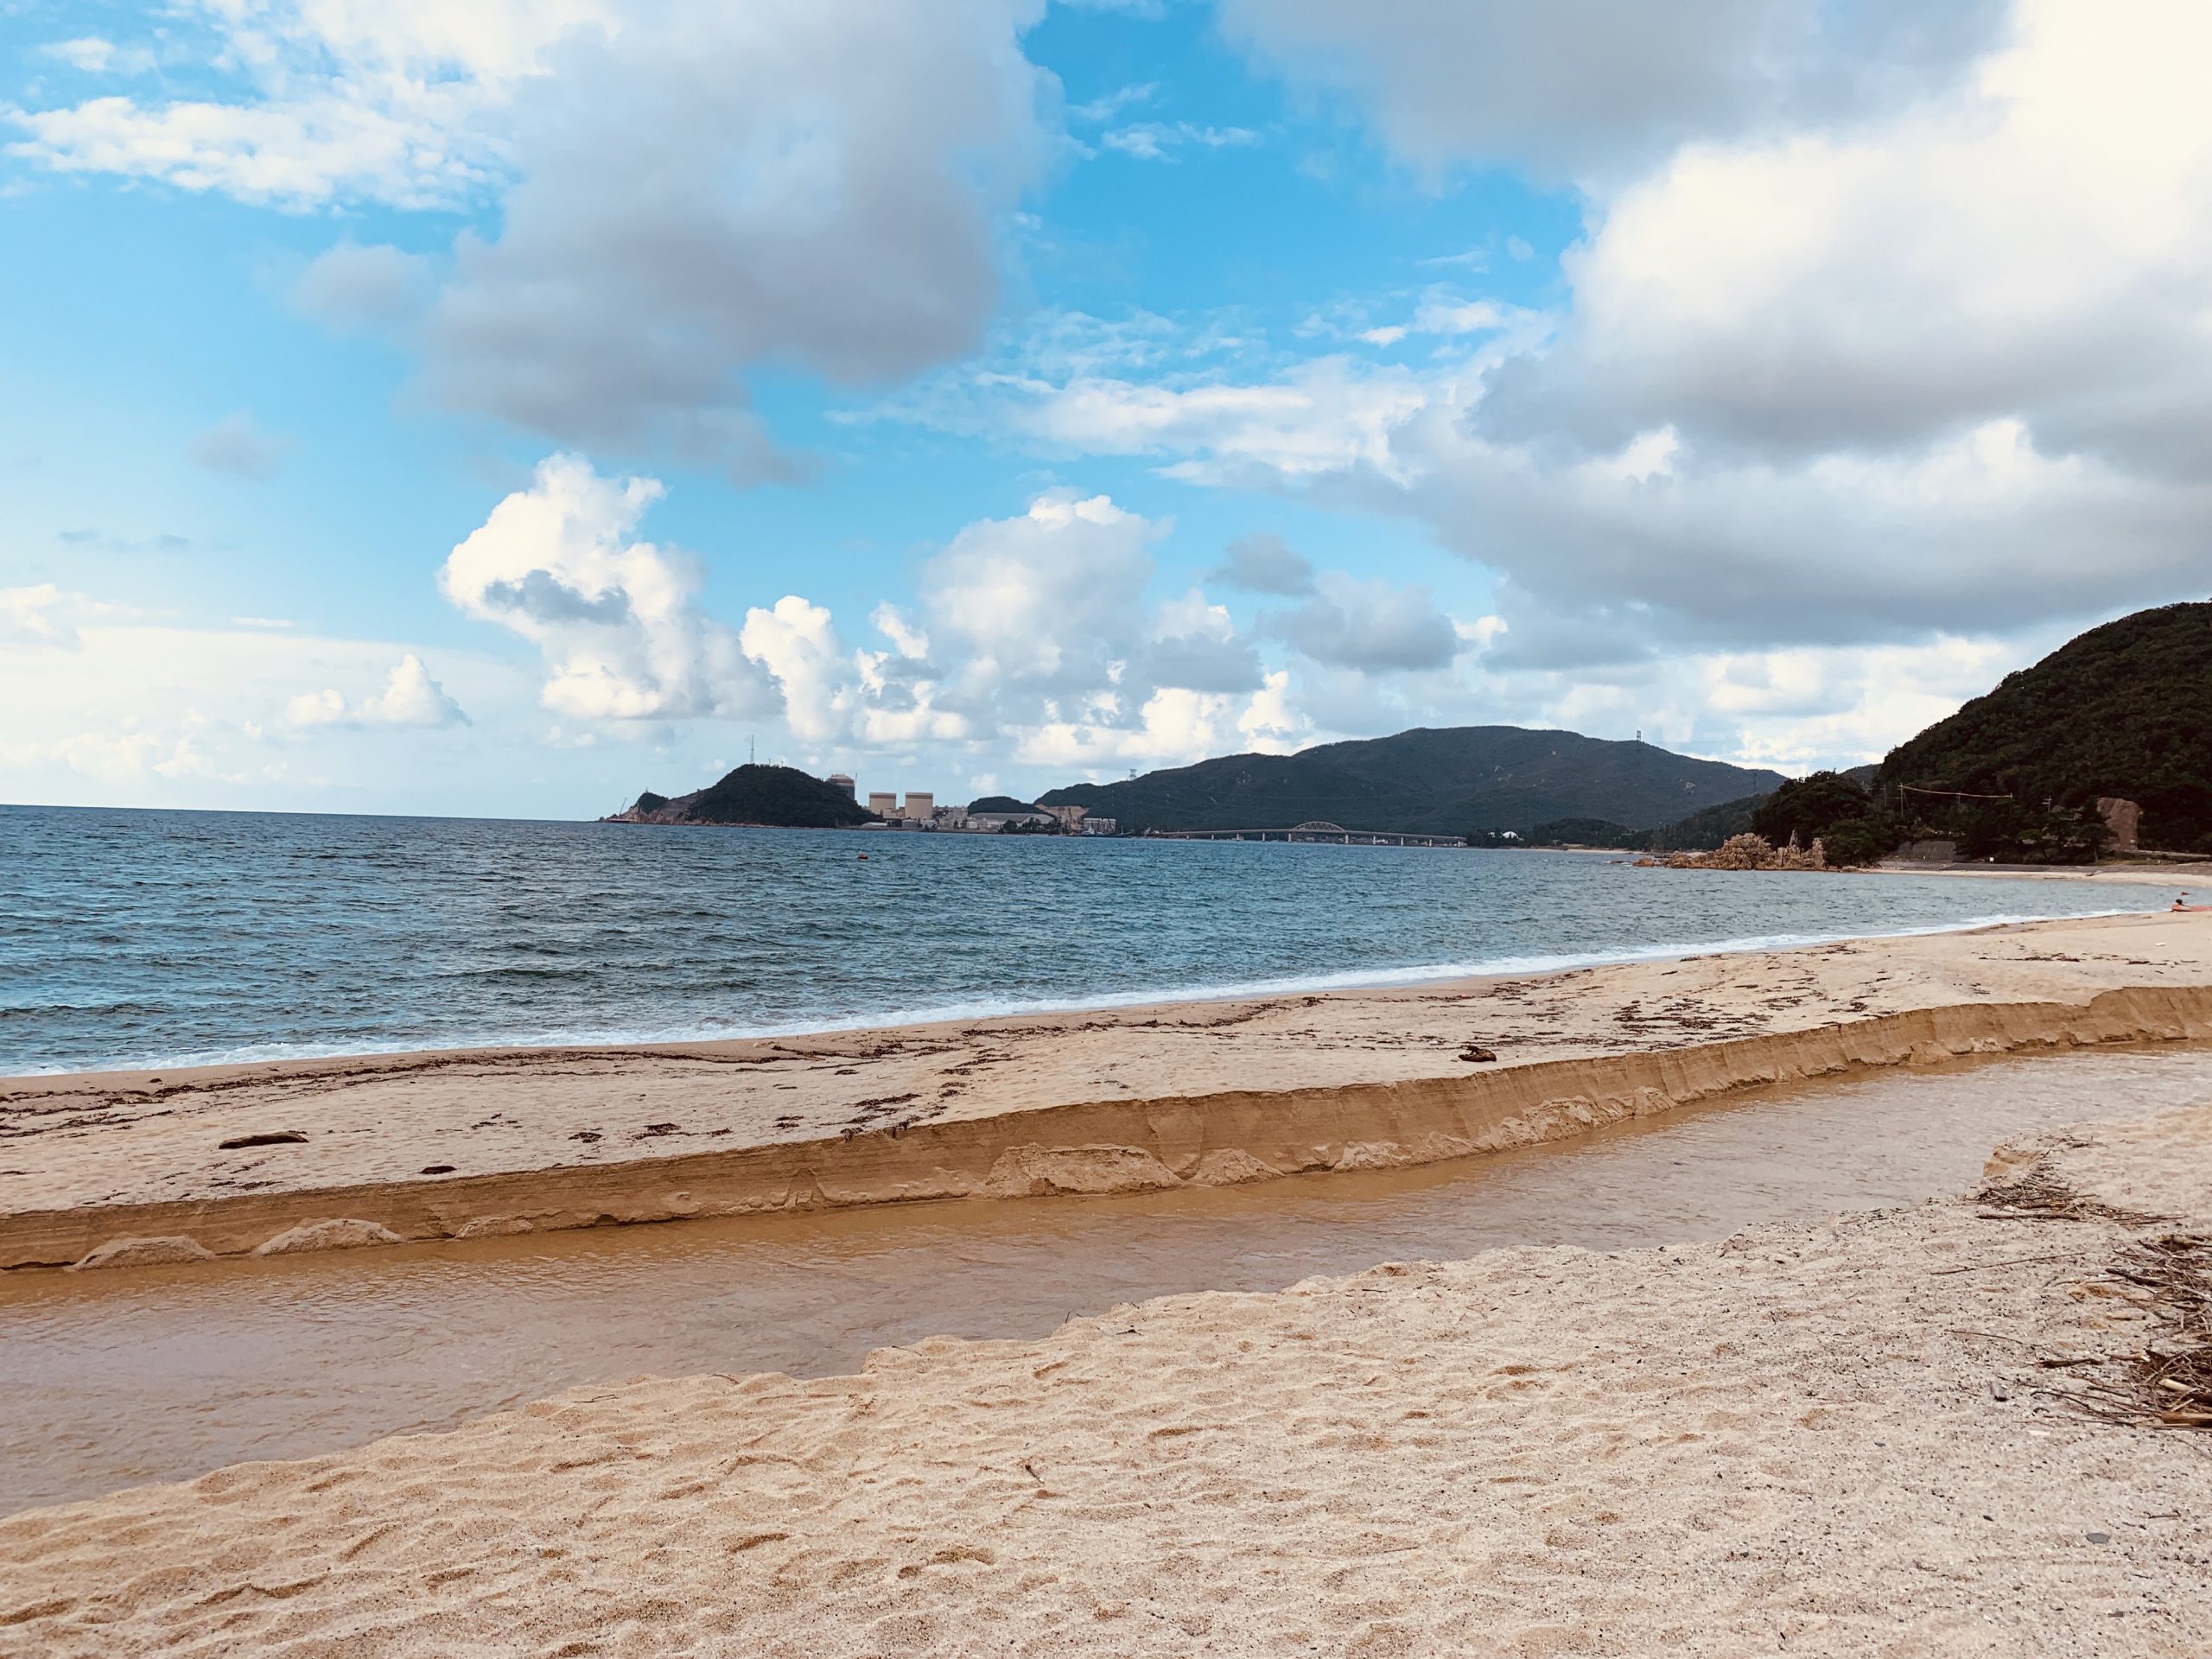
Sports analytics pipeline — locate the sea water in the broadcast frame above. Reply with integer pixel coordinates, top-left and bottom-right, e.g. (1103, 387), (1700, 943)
(0, 803), (2164, 1075)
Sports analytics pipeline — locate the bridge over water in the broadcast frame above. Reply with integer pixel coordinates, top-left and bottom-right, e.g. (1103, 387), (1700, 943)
(1152, 820), (1465, 849)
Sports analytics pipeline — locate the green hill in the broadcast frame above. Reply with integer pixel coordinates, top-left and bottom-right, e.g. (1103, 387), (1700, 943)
(1878, 602), (2212, 852)
(605, 765), (875, 829)
(1039, 727), (1784, 836)
(1641, 793), (1766, 853)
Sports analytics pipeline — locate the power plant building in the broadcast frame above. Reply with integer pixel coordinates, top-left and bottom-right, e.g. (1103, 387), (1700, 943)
(867, 791), (898, 818)
(827, 773), (856, 800)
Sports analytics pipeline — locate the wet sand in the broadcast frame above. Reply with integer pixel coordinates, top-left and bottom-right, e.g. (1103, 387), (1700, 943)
(4, 1089), (2205, 1655)
(1, 1043), (2208, 1516)
(7, 909), (2212, 1271)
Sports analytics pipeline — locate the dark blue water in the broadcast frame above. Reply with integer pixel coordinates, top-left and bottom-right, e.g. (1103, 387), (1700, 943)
(0, 804), (2164, 1075)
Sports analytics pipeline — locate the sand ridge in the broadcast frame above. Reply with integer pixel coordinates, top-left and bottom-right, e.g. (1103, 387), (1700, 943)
(8, 912), (2212, 1270)
(3, 1102), (2206, 1656)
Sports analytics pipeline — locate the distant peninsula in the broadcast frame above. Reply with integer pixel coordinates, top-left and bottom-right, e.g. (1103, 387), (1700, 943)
(603, 765), (875, 829)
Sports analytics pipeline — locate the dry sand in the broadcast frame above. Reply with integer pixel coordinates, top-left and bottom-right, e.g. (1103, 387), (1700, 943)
(3, 1100), (2205, 1656)
(10, 911), (2212, 1269)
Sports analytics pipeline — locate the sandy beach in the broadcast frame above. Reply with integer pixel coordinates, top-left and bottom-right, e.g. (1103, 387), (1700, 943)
(3, 1092), (2205, 1655)
(5, 908), (2212, 1270)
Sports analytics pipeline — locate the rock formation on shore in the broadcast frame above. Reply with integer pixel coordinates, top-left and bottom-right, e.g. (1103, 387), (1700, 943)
(1648, 832), (1827, 871)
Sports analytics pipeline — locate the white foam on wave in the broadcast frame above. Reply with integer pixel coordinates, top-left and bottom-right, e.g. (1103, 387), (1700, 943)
(68, 901), (2152, 1076)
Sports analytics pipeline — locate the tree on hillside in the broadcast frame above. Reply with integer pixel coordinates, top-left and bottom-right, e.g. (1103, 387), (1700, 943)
(1878, 601), (2212, 851)
(1749, 772), (1899, 866)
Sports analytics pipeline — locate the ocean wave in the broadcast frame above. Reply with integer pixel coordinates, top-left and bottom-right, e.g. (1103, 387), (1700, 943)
(8, 902), (2151, 1076)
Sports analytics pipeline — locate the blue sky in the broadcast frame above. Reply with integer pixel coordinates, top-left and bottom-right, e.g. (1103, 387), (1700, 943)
(4, 0), (2209, 817)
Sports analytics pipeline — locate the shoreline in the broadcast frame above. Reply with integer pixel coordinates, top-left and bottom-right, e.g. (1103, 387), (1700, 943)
(6, 1100), (2205, 1653)
(8, 909), (2212, 1273)
(10, 895), (2158, 1080)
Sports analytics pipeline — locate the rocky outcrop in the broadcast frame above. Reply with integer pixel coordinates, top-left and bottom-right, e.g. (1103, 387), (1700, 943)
(1652, 832), (1827, 871)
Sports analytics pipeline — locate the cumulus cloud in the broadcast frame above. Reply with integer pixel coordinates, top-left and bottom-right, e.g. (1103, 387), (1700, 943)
(433, 469), (1305, 770)
(738, 596), (855, 745)
(919, 491), (1159, 702)
(440, 454), (775, 721)
(1476, 1), (2212, 479)
(1210, 531), (1314, 595)
(926, 1), (2212, 666)
(903, 493), (1308, 768)
(286, 654), (469, 728)
(1219, 0), (2005, 181)
(419, 0), (1052, 473)
(1141, 590), (1264, 693)
(1268, 572), (1463, 672)
(19, 3), (1053, 474)
(188, 412), (292, 480)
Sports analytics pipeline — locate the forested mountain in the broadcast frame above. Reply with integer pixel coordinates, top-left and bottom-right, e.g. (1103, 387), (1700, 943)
(1878, 602), (2212, 851)
(1640, 793), (1766, 853)
(1039, 727), (1784, 836)
(605, 766), (876, 829)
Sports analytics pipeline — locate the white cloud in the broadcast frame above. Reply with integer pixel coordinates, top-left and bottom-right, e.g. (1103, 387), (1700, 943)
(286, 654), (469, 728)
(922, 1), (2212, 662)
(906, 492), (1299, 768)
(1268, 572), (1463, 672)
(1068, 82), (1157, 124)
(418, 0), (1052, 471)
(439, 454), (776, 721)
(433, 470), (1297, 773)
(0, 620), (531, 810)
(738, 597), (852, 745)
(9, 0), (607, 208)
(188, 411), (292, 480)
(1219, 0), (2005, 181)
(1101, 122), (1260, 162)
(1408, 296), (1519, 336)
(19, 3), (1054, 474)
(1210, 531), (1315, 596)
(945, 356), (1437, 486)
(1481, 0), (2212, 478)
(869, 604), (931, 661)
(920, 491), (1159, 694)
(41, 38), (118, 73)
(1, 584), (85, 648)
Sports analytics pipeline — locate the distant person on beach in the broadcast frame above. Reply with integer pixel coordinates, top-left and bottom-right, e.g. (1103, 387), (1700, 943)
(2172, 893), (2212, 912)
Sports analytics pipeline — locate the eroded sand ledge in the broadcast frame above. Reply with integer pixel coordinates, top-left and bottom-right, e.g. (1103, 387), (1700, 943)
(3, 1101), (2205, 1655)
(10, 984), (2212, 1272)
(8, 912), (2212, 1271)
